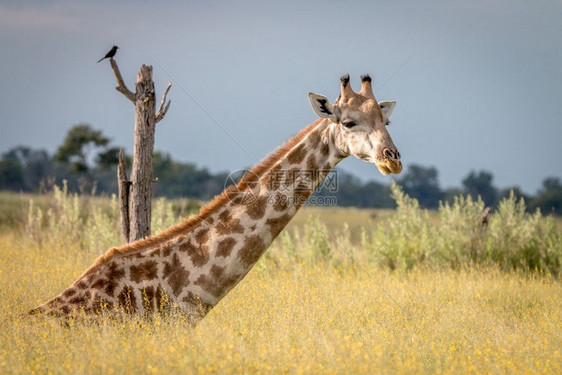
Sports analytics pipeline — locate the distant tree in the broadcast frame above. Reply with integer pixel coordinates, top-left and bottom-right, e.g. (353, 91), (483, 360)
(319, 171), (364, 207)
(359, 181), (394, 208)
(96, 147), (121, 169)
(0, 157), (24, 190)
(3, 146), (32, 165)
(54, 124), (111, 173)
(22, 149), (51, 190)
(0, 146), (52, 191)
(529, 177), (562, 215)
(462, 170), (498, 207)
(309, 169), (394, 208)
(1, 146), (31, 191)
(398, 164), (443, 208)
(152, 151), (225, 199)
(542, 177), (562, 191)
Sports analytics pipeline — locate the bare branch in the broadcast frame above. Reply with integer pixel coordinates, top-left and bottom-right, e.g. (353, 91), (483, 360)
(155, 82), (172, 123)
(110, 58), (135, 102)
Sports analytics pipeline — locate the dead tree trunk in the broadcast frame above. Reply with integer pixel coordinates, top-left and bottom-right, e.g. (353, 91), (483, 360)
(117, 149), (130, 244)
(109, 58), (171, 243)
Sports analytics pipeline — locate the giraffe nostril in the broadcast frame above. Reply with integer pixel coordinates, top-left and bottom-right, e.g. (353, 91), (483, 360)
(383, 148), (401, 160)
(383, 148), (394, 159)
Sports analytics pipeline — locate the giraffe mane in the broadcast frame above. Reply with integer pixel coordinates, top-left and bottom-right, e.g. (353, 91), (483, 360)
(84, 119), (324, 273)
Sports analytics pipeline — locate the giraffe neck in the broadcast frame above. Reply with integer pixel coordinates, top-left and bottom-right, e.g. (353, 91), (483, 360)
(32, 119), (345, 320)
(185, 119), (342, 304)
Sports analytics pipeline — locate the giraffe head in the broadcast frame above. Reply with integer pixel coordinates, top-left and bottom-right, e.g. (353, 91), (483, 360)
(308, 74), (402, 175)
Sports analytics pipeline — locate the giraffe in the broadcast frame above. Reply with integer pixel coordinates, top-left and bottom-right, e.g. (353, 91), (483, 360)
(30, 74), (402, 324)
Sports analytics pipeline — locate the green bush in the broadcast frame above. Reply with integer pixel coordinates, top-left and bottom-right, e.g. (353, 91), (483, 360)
(268, 183), (561, 276)
(485, 192), (561, 274)
(360, 183), (561, 275)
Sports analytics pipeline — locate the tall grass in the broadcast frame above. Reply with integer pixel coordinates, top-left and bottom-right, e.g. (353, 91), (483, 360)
(1, 236), (560, 374)
(0, 185), (561, 373)
(22, 182), (200, 254)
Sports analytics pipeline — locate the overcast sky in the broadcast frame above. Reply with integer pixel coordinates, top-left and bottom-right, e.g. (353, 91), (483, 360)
(1, 0), (561, 194)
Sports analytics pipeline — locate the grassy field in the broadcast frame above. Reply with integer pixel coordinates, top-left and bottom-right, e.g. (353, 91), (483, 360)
(0, 187), (561, 374)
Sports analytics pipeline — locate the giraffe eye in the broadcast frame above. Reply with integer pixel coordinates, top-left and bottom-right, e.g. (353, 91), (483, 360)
(342, 121), (357, 128)
(385, 121), (391, 126)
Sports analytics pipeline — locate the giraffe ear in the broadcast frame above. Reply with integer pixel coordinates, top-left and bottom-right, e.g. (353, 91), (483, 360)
(308, 92), (337, 121)
(378, 101), (396, 120)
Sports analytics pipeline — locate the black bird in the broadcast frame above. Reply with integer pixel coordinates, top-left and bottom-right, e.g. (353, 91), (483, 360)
(97, 46), (119, 63)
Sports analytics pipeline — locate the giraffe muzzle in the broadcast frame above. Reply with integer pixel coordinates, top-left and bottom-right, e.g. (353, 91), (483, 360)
(378, 147), (402, 175)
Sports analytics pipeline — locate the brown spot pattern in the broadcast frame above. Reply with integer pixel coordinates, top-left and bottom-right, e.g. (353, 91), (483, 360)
(107, 262), (125, 280)
(155, 286), (167, 311)
(105, 283), (118, 298)
(141, 286), (156, 312)
(195, 265), (240, 298)
(266, 214), (291, 238)
(68, 294), (86, 305)
(139, 285), (168, 313)
(117, 286), (137, 313)
(218, 210), (231, 222)
(195, 228), (210, 245)
(216, 237), (237, 258)
(307, 130), (321, 147)
(104, 261), (125, 297)
(216, 213), (244, 236)
(162, 244), (173, 258)
(163, 253), (190, 296)
(273, 193), (288, 212)
(246, 195), (268, 220)
(179, 240), (210, 267)
(306, 154), (319, 170)
(320, 141), (329, 156)
(130, 260), (158, 283)
(238, 234), (266, 266)
(91, 278), (106, 290)
(287, 143), (307, 165)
